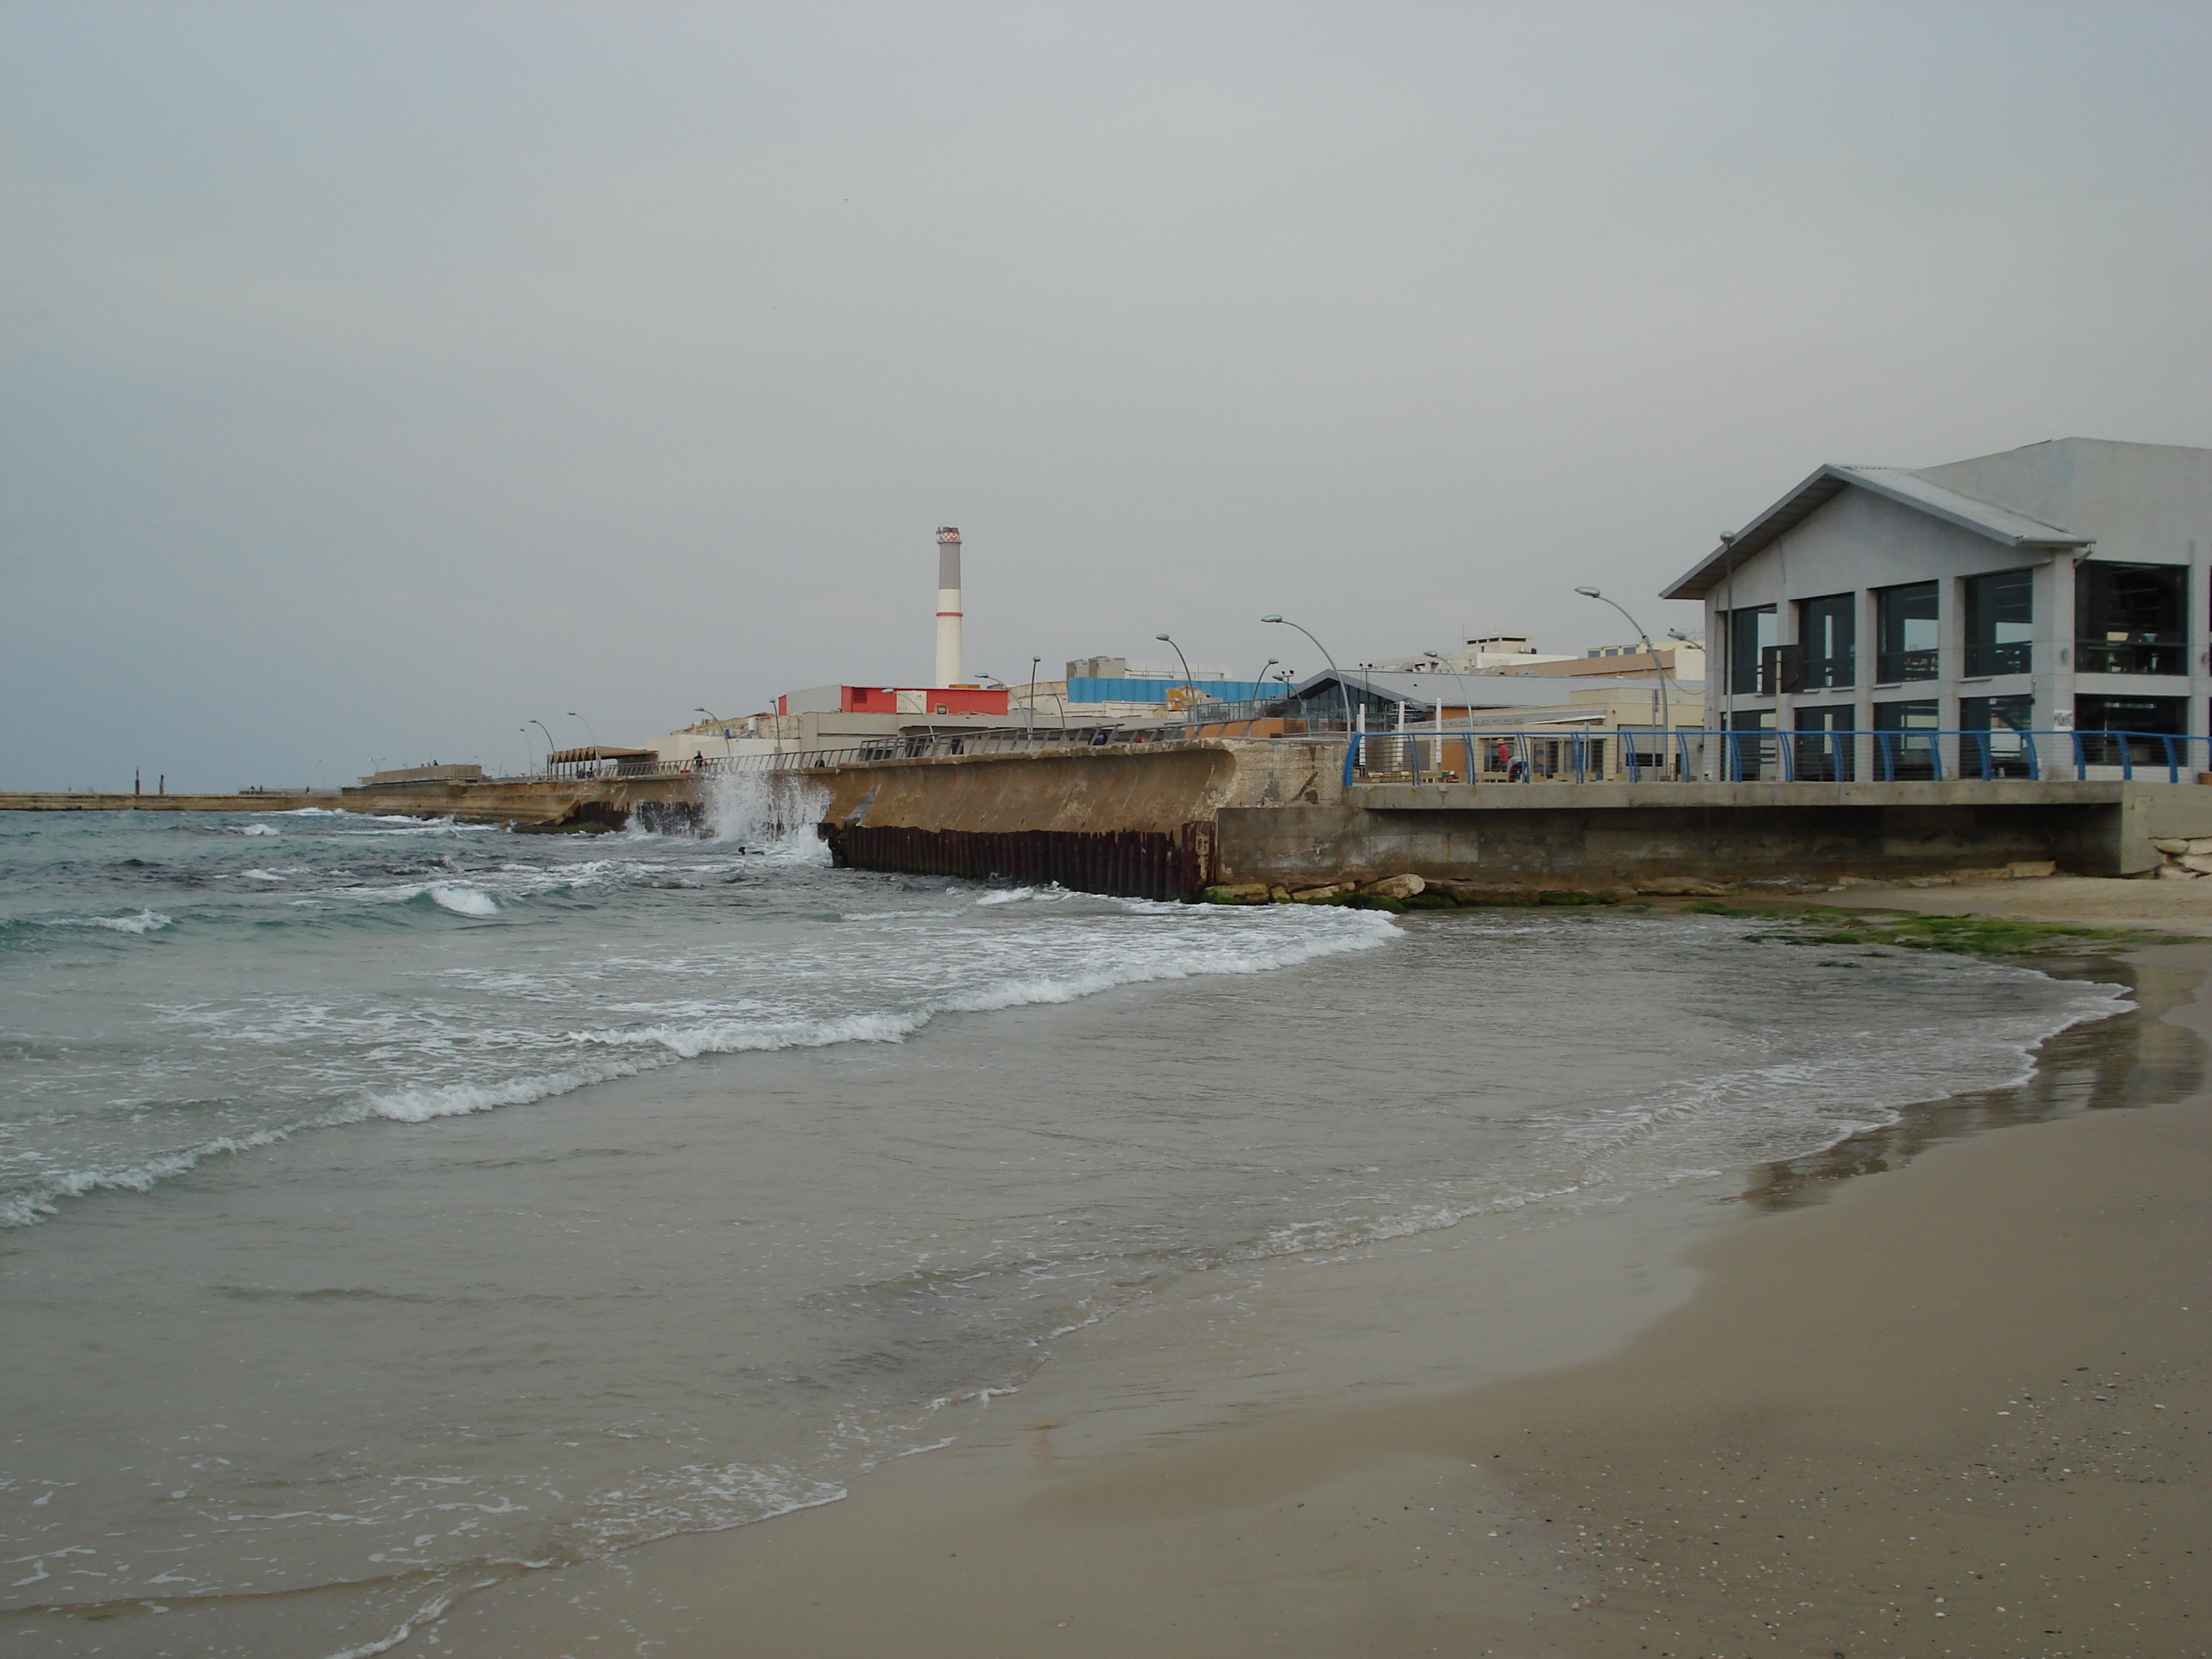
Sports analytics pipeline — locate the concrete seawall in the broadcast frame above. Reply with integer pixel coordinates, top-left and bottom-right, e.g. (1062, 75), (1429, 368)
(809, 741), (2212, 894)
(814, 740), (1336, 896)
(17, 744), (2211, 894)
(0, 778), (709, 827)
(0, 792), (326, 813)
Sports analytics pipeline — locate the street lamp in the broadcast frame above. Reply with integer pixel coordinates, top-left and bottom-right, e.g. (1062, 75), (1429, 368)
(1028, 657), (1041, 742)
(567, 711), (598, 777)
(529, 719), (557, 777)
(1262, 616), (1353, 734)
(1575, 587), (1676, 770)
(1156, 633), (1198, 727)
(1249, 657), (1279, 695)
(1422, 650), (1478, 773)
(518, 726), (534, 778)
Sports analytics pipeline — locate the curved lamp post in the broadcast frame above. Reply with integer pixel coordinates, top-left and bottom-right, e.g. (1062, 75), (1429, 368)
(1574, 587), (1676, 769)
(567, 711), (599, 778)
(1154, 629), (1197, 691)
(1422, 650), (1479, 775)
(529, 719), (557, 777)
(1262, 616), (1352, 734)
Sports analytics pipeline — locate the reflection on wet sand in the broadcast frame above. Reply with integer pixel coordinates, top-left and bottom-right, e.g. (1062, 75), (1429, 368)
(1742, 952), (2203, 1211)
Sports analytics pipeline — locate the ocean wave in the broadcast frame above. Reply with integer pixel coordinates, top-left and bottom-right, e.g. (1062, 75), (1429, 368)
(0, 1118), (311, 1228)
(572, 1462), (848, 1555)
(972, 885), (1074, 907)
(1, 908), (176, 936)
(428, 885), (499, 918)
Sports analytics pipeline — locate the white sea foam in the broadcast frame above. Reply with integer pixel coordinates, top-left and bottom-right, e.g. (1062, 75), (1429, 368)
(428, 885), (499, 918)
(0, 1120), (310, 1227)
(972, 885), (1073, 907)
(573, 1461), (847, 1553)
(349, 908), (1395, 1133)
(232, 823), (280, 837)
(364, 1060), (648, 1123)
(12, 908), (178, 935)
(701, 770), (831, 857)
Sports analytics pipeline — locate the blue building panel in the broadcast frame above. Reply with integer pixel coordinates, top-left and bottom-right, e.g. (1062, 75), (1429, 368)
(1066, 678), (1272, 704)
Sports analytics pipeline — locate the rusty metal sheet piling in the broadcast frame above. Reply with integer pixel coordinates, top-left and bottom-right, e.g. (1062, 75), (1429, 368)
(823, 823), (1215, 901)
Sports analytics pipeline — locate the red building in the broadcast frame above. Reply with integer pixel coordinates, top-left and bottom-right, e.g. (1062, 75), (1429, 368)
(775, 685), (1010, 717)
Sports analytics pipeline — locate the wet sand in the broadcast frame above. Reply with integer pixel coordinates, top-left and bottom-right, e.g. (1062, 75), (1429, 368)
(1819, 871), (2212, 935)
(436, 937), (2211, 1659)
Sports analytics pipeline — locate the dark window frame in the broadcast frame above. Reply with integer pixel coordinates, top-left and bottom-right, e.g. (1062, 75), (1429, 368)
(1795, 593), (1856, 691)
(1725, 606), (1778, 696)
(1963, 568), (2034, 678)
(2075, 562), (2187, 675)
(1875, 582), (1940, 683)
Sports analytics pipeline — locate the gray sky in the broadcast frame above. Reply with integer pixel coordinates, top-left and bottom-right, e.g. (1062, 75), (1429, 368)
(4, 1), (2208, 789)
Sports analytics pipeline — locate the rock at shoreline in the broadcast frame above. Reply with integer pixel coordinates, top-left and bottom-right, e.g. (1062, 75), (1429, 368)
(1636, 876), (1732, 896)
(1202, 883), (1272, 904)
(1360, 873), (1426, 899)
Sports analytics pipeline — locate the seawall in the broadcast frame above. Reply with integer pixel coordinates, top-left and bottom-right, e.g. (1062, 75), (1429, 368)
(809, 741), (2212, 895)
(0, 792), (326, 813)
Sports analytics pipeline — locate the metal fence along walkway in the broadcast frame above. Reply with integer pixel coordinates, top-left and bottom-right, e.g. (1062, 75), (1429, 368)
(1341, 729), (2212, 787)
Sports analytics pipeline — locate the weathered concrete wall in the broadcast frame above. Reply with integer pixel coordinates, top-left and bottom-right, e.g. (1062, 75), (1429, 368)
(814, 738), (1342, 835)
(1218, 802), (2109, 888)
(811, 744), (2212, 891)
(1218, 779), (2212, 887)
(337, 775), (706, 827)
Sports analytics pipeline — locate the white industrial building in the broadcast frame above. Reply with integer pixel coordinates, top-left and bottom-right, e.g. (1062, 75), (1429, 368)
(1664, 438), (2212, 774)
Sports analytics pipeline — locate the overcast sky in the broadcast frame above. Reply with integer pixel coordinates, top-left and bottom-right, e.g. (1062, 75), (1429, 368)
(4, 2), (2208, 788)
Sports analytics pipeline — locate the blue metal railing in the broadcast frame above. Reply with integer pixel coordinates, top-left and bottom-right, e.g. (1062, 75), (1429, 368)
(1341, 729), (2211, 786)
(499, 727), (2210, 787)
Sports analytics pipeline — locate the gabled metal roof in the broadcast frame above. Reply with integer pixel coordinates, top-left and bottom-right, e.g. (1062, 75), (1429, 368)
(1661, 464), (2090, 601)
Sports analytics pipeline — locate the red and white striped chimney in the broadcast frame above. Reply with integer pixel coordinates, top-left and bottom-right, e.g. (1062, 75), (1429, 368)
(935, 526), (963, 686)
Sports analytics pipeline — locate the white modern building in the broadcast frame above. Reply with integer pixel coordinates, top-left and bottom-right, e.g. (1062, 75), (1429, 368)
(1663, 438), (2212, 775)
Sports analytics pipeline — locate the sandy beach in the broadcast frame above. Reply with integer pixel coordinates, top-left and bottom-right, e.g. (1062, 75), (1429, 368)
(426, 891), (2210, 1659)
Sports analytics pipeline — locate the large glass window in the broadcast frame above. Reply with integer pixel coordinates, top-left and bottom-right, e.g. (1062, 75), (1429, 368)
(2074, 693), (2185, 733)
(2075, 693), (2190, 770)
(1721, 707), (1774, 779)
(1725, 606), (1777, 696)
(1796, 594), (1856, 691)
(1874, 583), (1939, 682)
(2075, 562), (2186, 675)
(1873, 698), (1938, 779)
(1960, 693), (2036, 778)
(1792, 703), (1855, 781)
(1963, 570), (2033, 677)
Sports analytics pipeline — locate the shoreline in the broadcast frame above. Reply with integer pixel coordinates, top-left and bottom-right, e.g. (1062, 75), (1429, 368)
(423, 917), (2210, 1658)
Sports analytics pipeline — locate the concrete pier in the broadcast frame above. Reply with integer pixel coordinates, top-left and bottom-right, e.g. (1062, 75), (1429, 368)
(0, 775), (709, 830)
(0, 791), (327, 813)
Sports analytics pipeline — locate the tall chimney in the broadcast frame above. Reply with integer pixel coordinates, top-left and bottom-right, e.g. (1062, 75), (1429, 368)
(935, 526), (963, 686)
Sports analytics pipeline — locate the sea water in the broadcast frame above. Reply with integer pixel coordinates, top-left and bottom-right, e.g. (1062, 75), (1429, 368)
(0, 803), (2131, 1655)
